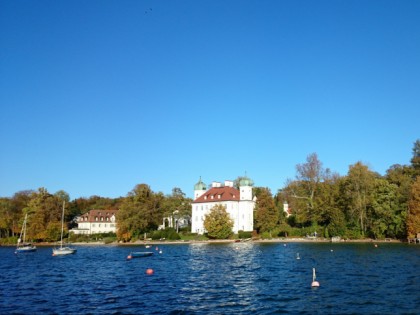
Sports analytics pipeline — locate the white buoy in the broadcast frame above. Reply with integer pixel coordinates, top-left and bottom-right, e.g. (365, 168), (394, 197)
(311, 268), (320, 287)
(296, 253), (300, 260)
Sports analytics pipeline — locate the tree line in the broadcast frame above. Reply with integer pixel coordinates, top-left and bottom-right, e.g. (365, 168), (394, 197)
(255, 140), (420, 240)
(1, 140), (419, 242)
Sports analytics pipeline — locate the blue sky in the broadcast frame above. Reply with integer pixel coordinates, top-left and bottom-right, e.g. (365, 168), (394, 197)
(1, 0), (419, 200)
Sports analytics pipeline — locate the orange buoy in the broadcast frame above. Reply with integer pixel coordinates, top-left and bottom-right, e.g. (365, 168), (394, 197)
(146, 268), (154, 275)
(127, 255), (132, 260)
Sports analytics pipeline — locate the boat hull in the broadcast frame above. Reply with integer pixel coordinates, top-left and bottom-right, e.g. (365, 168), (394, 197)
(53, 247), (77, 256)
(130, 252), (154, 258)
(16, 246), (37, 253)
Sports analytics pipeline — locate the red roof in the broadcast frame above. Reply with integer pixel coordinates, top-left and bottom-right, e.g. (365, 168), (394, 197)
(193, 186), (240, 203)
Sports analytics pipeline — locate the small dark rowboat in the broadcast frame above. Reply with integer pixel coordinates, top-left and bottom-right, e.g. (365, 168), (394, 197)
(127, 251), (154, 259)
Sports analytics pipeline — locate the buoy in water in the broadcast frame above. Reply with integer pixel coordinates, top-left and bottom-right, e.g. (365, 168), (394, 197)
(296, 253), (300, 260)
(159, 250), (162, 254)
(127, 255), (132, 260)
(311, 268), (320, 287)
(374, 244), (378, 248)
(146, 268), (154, 275)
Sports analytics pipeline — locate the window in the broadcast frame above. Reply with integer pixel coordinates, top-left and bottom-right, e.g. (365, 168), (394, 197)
(101, 217), (104, 221)
(95, 217), (98, 221)
(106, 217), (109, 221)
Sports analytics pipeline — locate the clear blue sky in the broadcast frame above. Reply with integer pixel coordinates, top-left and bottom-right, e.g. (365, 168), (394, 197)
(1, 0), (419, 200)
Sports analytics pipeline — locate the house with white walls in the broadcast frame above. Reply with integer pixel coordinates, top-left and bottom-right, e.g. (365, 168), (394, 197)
(70, 209), (118, 235)
(191, 177), (255, 235)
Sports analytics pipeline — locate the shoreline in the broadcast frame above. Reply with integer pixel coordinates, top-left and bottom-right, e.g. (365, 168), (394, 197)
(3, 237), (403, 247)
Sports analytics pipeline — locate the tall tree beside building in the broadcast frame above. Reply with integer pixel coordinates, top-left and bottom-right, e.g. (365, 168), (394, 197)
(254, 188), (278, 236)
(116, 184), (163, 241)
(407, 177), (420, 238)
(203, 204), (233, 239)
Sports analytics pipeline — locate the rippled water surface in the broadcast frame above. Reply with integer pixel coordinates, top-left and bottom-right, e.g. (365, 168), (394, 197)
(1, 242), (419, 314)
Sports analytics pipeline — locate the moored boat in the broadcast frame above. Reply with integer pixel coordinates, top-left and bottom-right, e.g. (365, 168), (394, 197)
(52, 201), (77, 256)
(16, 213), (36, 253)
(127, 251), (154, 259)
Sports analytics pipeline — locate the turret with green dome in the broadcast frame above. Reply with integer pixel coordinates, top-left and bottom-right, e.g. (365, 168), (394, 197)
(239, 175), (254, 187)
(194, 176), (207, 191)
(194, 177), (207, 199)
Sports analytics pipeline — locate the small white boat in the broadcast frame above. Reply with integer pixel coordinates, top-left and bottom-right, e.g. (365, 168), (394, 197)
(16, 213), (36, 253)
(53, 246), (77, 256)
(53, 201), (76, 256)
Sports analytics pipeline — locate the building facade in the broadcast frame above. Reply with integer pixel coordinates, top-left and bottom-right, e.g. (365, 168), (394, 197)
(70, 209), (118, 235)
(191, 177), (255, 235)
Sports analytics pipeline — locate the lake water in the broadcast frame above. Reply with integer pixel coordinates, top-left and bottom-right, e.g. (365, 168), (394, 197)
(0, 242), (419, 314)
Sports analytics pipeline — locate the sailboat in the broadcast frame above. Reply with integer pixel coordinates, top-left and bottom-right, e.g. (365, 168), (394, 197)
(16, 213), (37, 253)
(52, 201), (76, 256)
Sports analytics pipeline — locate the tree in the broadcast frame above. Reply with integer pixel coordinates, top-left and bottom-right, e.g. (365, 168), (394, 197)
(203, 204), (233, 239)
(368, 178), (399, 239)
(407, 177), (420, 238)
(116, 184), (163, 241)
(284, 153), (325, 224)
(254, 188), (278, 236)
(316, 172), (346, 237)
(411, 139), (420, 177)
(340, 162), (377, 237)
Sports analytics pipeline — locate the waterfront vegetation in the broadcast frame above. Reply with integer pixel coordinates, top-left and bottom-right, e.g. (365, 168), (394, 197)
(0, 140), (419, 245)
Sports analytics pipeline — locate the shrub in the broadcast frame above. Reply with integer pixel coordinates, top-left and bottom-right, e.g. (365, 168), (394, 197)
(238, 230), (252, 239)
(260, 231), (272, 239)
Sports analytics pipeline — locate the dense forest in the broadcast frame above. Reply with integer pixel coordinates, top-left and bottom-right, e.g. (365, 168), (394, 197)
(1, 140), (419, 243)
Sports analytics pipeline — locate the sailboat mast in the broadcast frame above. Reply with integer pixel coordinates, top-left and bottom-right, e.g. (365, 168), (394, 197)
(22, 213), (27, 243)
(60, 201), (65, 248)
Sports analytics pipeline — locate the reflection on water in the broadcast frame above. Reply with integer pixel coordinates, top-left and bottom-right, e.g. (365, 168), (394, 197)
(0, 243), (419, 314)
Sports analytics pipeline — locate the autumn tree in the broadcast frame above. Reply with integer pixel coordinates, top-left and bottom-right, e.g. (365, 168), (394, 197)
(368, 178), (400, 239)
(284, 153), (325, 224)
(316, 172), (346, 237)
(411, 139), (420, 177)
(116, 184), (163, 241)
(203, 204), (233, 239)
(254, 188), (278, 237)
(407, 177), (420, 238)
(340, 162), (377, 237)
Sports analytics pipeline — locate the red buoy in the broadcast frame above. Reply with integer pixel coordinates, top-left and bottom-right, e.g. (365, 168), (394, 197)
(146, 268), (154, 275)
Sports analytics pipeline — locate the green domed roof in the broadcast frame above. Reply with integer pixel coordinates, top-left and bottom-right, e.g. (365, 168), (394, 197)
(239, 176), (254, 186)
(194, 177), (207, 190)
